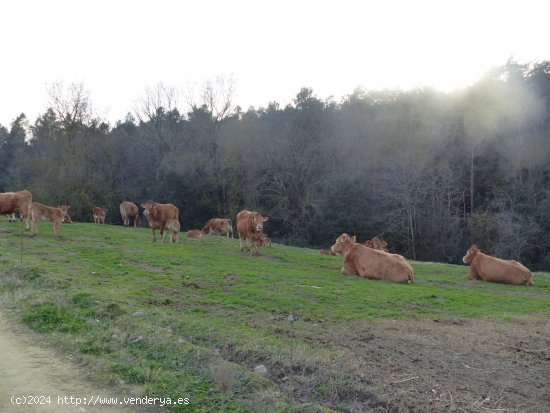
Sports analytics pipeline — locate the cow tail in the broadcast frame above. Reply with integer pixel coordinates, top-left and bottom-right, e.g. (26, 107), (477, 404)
(407, 264), (415, 284)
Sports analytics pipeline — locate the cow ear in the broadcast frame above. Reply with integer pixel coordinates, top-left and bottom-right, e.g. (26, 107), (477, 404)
(263, 217), (268, 222)
(67, 205), (71, 210)
(351, 236), (356, 242)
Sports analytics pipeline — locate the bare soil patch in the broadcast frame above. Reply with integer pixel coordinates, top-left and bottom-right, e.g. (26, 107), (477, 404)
(261, 314), (550, 412)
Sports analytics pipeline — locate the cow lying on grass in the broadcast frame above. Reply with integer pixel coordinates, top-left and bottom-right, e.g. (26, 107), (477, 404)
(186, 229), (203, 239)
(331, 233), (414, 283)
(462, 245), (532, 285)
(31, 203), (70, 237)
(365, 237), (389, 252)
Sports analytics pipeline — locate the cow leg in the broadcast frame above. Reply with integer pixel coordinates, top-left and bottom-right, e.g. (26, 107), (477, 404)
(341, 257), (358, 276)
(53, 220), (61, 237)
(467, 267), (480, 280)
(239, 236), (244, 251)
(160, 223), (166, 242)
(151, 228), (156, 242)
(31, 214), (38, 236)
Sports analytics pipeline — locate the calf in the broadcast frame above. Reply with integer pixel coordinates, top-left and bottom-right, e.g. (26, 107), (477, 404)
(186, 229), (203, 239)
(365, 237), (389, 252)
(165, 219), (180, 243)
(120, 201), (140, 227)
(31, 203), (70, 237)
(93, 207), (107, 224)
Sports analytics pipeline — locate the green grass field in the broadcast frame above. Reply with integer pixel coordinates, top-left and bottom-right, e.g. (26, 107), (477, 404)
(1, 220), (549, 412)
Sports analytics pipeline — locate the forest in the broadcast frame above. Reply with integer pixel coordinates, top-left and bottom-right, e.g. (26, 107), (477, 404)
(1, 60), (550, 269)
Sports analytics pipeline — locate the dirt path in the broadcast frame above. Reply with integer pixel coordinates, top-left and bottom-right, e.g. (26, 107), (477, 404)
(0, 312), (140, 413)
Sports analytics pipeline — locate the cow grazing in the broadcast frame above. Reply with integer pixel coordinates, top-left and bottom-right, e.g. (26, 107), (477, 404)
(165, 219), (180, 243)
(120, 201), (140, 227)
(202, 218), (233, 238)
(31, 203), (70, 237)
(331, 233), (414, 283)
(236, 210), (268, 256)
(0, 190), (32, 229)
(140, 200), (179, 242)
(186, 229), (203, 239)
(462, 245), (532, 285)
(93, 207), (107, 224)
(365, 237), (389, 252)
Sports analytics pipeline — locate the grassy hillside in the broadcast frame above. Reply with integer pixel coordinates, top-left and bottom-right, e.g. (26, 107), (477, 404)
(0, 220), (549, 412)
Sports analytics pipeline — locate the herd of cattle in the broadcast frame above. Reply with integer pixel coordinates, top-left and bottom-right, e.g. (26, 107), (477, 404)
(0, 189), (534, 287)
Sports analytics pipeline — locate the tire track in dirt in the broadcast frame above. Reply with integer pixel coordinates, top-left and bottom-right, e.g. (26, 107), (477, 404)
(0, 312), (139, 413)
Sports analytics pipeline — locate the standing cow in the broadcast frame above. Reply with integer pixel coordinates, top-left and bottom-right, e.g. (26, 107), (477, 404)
(462, 245), (532, 285)
(31, 203), (70, 237)
(0, 190), (32, 229)
(202, 218), (233, 238)
(165, 219), (180, 243)
(93, 207), (107, 224)
(140, 200), (179, 242)
(236, 210), (268, 256)
(331, 233), (414, 283)
(120, 201), (140, 227)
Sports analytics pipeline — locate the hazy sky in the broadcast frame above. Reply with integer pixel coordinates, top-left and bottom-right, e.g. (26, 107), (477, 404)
(1, 0), (549, 127)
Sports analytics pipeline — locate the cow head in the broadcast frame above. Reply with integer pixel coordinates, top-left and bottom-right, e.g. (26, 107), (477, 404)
(331, 233), (356, 256)
(462, 245), (480, 264)
(58, 205), (71, 221)
(250, 213), (267, 233)
(365, 237), (388, 252)
(141, 200), (155, 216)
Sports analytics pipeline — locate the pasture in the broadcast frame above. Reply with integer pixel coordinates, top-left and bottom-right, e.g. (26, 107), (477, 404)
(0, 220), (549, 412)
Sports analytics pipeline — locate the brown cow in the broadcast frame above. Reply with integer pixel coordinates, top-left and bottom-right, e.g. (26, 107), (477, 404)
(92, 207), (107, 224)
(0, 190), (32, 229)
(120, 201), (140, 227)
(236, 210), (268, 256)
(186, 229), (203, 239)
(165, 219), (180, 243)
(259, 233), (272, 247)
(31, 203), (70, 237)
(331, 233), (414, 283)
(202, 218), (233, 238)
(140, 200), (179, 242)
(365, 237), (389, 252)
(462, 245), (532, 285)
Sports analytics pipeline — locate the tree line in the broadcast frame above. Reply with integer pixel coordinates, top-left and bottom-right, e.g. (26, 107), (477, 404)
(1, 61), (550, 270)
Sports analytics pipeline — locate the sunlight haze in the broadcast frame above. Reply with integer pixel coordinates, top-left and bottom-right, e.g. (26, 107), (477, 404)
(1, 0), (548, 126)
